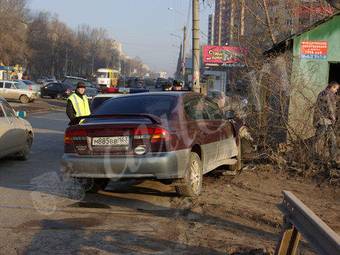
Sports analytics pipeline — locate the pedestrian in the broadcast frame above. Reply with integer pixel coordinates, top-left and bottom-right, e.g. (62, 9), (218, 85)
(66, 82), (91, 125)
(313, 81), (339, 166)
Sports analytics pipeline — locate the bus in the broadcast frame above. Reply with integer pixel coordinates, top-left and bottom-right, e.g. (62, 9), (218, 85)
(96, 68), (119, 88)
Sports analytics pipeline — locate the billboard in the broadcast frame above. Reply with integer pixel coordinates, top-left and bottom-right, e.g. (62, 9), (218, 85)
(301, 41), (328, 60)
(203, 45), (246, 67)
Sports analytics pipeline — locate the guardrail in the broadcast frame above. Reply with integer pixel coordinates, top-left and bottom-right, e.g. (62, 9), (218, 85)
(276, 191), (340, 255)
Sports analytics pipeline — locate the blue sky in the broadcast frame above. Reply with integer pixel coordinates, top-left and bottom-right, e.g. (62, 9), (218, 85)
(29, 0), (213, 75)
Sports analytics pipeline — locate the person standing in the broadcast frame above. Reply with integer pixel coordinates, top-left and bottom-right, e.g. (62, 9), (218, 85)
(66, 82), (91, 125)
(313, 81), (339, 165)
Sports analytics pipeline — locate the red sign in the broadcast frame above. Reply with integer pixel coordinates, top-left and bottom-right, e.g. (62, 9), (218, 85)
(203, 46), (246, 66)
(294, 6), (334, 16)
(301, 41), (328, 59)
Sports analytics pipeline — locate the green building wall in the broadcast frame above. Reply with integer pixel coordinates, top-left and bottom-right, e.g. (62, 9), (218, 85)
(289, 14), (340, 139)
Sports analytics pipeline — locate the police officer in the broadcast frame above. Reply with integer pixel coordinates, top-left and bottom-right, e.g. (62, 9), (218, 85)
(66, 82), (91, 125)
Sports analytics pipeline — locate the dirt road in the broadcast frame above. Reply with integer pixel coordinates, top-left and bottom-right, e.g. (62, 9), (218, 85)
(0, 111), (338, 254)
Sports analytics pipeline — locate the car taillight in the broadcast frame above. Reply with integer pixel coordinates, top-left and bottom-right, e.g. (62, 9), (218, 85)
(133, 127), (169, 143)
(64, 129), (87, 144)
(150, 127), (169, 143)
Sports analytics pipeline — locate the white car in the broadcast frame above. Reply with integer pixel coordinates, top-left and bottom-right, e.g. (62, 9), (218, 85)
(0, 80), (38, 104)
(0, 97), (34, 160)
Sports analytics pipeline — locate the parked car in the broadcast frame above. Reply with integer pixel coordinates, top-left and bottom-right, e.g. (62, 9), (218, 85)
(36, 76), (57, 85)
(91, 88), (149, 111)
(62, 92), (241, 197)
(16, 80), (41, 96)
(155, 78), (168, 89)
(0, 97), (33, 160)
(62, 76), (99, 99)
(0, 80), (38, 104)
(40, 82), (73, 99)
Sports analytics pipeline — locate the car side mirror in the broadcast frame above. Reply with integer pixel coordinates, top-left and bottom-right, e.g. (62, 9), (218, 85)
(225, 110), (235, 120)
(16, 111), (27, 119)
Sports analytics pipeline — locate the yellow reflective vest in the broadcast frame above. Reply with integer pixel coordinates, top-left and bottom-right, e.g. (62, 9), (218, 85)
(68, 93), (91, 117)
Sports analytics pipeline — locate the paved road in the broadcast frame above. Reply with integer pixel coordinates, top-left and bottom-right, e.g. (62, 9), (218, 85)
(0, 112), (212, 255)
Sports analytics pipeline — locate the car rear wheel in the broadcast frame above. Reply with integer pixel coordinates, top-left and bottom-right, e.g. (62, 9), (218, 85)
(16, 134), (33, 161)
(20, 95), (30, 104)
(176, 152), (202, 197)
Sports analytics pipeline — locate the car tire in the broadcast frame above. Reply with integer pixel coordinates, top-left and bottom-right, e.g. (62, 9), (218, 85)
(19, 95), (30, 104)
(230, 137), (242, 172)
(16, 134), (33, 161)
(176, 152), (203, 197)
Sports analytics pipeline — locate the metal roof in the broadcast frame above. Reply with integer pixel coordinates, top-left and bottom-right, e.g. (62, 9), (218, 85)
(264, 11), (340, 56)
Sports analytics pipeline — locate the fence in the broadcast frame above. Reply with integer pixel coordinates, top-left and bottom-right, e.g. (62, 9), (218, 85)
(276, 191), (340, 255)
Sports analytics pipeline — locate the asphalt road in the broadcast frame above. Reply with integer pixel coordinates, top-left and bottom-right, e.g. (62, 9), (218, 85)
(0, 111), (209, 255)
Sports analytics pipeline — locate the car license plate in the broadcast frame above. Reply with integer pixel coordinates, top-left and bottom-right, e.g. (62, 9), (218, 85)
(92, 136), (129, 146)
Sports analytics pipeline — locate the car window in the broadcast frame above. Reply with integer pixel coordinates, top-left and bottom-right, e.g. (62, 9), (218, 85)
(0, 82), (4, 88)
(91, 97), (112, 111)
(46, 83), (55, 88)
(64, 79), (78, 86)
(5, 82), (13, 89)
(23, 80), (33, 85)
(184, 97), (207, 120)
(2, 101), (15, 117)
(204, 98), (223, 120)
(94, 95), (178, 118)
(51, 83), (60, 89)
(15, 82), (27, 90)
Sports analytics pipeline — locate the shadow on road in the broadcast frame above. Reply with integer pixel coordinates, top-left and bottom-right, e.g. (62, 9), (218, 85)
(70, 191), (279, 242)
(23, 218), (225, 255)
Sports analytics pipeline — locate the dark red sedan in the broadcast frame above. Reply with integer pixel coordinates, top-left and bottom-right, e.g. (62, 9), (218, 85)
(61, 92), (241, 197)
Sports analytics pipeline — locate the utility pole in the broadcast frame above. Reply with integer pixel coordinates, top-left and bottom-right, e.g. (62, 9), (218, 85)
(192, 0), (200, 93)
(181, 26), (187, 80)
(218, 1), (222, 46)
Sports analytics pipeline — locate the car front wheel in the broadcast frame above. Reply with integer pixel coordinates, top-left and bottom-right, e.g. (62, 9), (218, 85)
(176, 152), (202, 197)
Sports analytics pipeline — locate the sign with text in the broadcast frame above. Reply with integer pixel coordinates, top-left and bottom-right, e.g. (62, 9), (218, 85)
(301, 41), (328, 60)
(203, 45), (246, 67)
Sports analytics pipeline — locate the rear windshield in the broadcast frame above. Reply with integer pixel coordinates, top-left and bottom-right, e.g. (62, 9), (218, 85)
(94, 95), (178, 118)
(91, 97), (112, 111)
